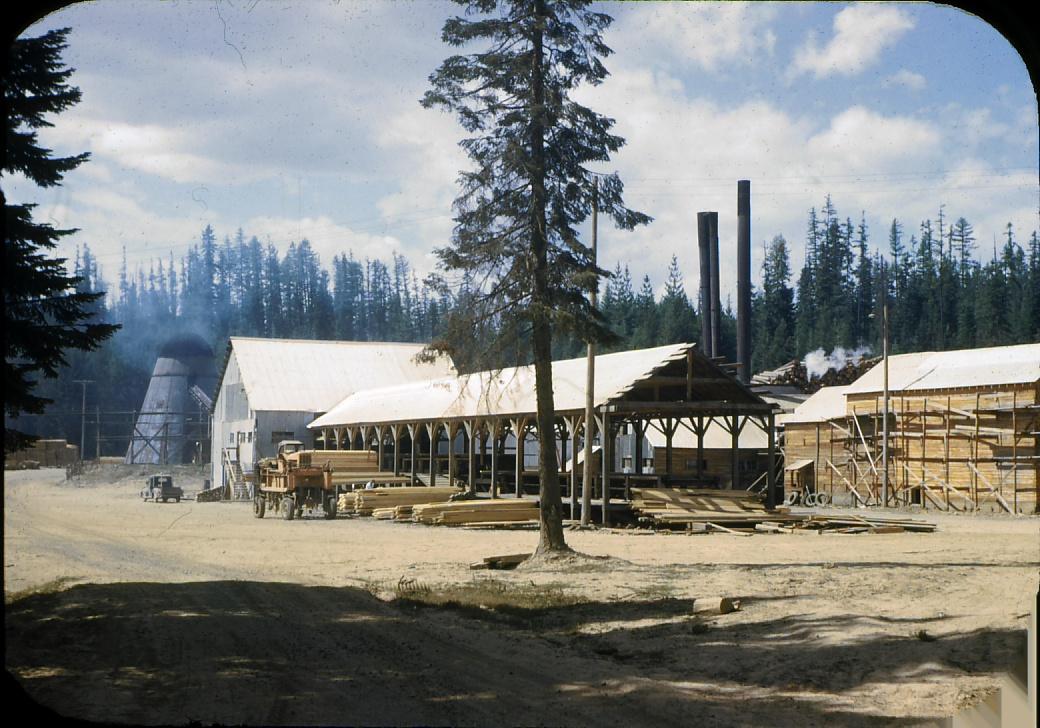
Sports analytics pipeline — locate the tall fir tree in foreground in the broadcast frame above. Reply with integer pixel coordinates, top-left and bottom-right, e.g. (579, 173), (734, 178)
(4, 28), (118, 452)
(422, 0), (649, 553)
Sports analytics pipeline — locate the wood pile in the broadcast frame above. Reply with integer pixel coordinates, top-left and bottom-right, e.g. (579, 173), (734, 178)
(351, 486), (461, 516)
(469, 553), (530, 570)
(411, 498), (539, 526)
(630, 487), (935, 534)
(631, 487), (797, 527)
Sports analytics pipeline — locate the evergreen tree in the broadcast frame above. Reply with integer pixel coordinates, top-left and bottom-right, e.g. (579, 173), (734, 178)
(422, 0), (650, 552)
(4, 27), (118, 450)
(657, 255), (696, 345)
(755, 235), (795, 370)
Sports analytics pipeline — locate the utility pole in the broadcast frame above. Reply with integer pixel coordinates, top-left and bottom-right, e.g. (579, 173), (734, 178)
(581, 177), (598, 526)
(882, 262), (890, 508)
(73, 380), (93, 462)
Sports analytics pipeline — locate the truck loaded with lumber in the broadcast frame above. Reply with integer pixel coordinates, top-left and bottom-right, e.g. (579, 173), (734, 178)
(253, 441), (335, 520)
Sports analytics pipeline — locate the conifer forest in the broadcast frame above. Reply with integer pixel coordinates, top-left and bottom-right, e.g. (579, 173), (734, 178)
(16, 197), (1039, 453)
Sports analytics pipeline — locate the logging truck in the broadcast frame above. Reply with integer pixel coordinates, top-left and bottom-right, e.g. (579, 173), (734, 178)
(253, 440), (336, 520)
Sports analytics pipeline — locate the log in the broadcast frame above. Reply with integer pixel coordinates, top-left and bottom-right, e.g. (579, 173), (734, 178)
(691, 596), (741, 615)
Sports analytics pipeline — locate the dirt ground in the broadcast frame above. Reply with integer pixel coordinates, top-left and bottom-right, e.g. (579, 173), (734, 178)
(4, 465), (1038, 726)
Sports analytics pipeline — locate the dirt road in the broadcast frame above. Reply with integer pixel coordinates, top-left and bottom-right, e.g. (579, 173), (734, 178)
(4, 466), (1038, 726)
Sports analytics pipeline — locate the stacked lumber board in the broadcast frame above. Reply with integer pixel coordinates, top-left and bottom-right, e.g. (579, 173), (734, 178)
(630, 487), (798, 528)
(629, 487), (935, 534)
(352, 486), (462, 516)
(412, 498), (539, 526)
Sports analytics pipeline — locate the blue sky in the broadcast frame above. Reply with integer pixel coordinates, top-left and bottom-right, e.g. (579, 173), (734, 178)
(8, 1), (1038, 303)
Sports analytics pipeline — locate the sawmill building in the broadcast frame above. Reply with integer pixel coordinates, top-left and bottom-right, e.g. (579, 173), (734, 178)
(209, 338), (455, 494)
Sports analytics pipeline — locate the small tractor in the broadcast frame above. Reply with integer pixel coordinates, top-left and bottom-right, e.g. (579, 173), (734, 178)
(253, 440), (336, 520)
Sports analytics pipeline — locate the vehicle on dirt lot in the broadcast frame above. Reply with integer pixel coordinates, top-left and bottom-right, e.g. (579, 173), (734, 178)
(141, 474), (183, 503)
(253, 440), (336, 520)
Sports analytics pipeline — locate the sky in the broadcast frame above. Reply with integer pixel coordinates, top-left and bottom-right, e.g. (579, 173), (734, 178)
(7, 0), (1038, 304)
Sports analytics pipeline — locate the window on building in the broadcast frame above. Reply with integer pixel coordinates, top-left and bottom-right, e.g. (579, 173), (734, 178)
(229, 432), (235, 444)
(247, 432), (252, 443)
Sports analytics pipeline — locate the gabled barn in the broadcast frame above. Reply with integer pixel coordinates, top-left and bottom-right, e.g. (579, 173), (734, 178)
(210, 338), (455, 494)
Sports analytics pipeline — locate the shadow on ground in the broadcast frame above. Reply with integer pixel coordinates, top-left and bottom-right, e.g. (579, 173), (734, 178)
(5, 580), (1021, 726)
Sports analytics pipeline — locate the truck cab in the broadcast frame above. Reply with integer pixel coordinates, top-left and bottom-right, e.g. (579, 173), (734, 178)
(277, 440), (306, 457)
(142, 474), (184, 503)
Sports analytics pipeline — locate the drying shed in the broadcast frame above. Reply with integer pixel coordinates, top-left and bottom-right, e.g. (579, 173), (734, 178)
(782, 344), (1039, 513)
(309, 343), (779, 522)
(210, 338), (456, 494)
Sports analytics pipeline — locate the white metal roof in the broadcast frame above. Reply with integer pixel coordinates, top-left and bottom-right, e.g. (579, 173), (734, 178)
(224, 337), (456, 413)
(844, 343), (1040, 395)
(781, 385), (851, 424)
(310, 343), (704, 428)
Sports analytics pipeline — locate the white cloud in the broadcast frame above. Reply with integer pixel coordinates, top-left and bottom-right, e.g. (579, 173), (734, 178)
(791, 3), (915, 79)
(242, 214), (408, 271)
(807, 106), (940, 169)
(610, 1), (777, 71)
(883, 68), (927, 90)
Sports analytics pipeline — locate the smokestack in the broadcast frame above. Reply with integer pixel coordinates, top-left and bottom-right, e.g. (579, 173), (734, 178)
(697, 212), (713, 357)
(737, 180), (751, 384)
(708, 211), (722, 358)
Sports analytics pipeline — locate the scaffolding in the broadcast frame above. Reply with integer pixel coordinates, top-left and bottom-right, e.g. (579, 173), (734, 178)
(818, 388), (1039, 514)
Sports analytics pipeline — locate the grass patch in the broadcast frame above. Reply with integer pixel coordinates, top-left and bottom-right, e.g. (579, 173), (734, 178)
(5, 576), (80, 604)
(390, 576), (585, 620)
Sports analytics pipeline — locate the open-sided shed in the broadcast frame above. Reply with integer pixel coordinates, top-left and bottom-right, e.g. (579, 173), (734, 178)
(309, 343), (779, 522)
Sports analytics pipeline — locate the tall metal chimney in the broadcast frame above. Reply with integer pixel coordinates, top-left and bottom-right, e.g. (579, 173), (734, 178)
(697, 212), (713, 357)
(737, 180), (751, 383)
(708, 211), (722, 358)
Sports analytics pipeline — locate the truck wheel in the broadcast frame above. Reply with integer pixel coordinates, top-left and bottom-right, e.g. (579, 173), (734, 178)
(324, 496), (337, 520)
(282, 496), (295, 521)
(253, 496), (266, 519)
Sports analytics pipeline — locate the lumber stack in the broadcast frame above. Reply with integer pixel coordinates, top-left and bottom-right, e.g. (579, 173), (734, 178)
(630, 487), (794, 528)
(352, 486), (462, 516)
(629, 487), (935, 534)
(412, 498), (539, 526)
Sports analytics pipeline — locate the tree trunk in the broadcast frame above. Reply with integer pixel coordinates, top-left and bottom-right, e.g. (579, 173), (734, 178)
(530, 2), (569, 555)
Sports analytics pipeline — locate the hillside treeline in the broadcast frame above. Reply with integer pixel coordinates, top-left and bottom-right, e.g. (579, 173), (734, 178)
(14, 197), (1039, 451)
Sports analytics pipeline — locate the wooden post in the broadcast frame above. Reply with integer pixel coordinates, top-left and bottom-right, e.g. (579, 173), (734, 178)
(567, 416), (579, 520)
(512, 417), (527, 498)
(377, 426), (385, 471)
(730, 415), (740, 490)
(696, 416), (705, 478)
(490, 419), (499, 499)
(973, 392), (980, 508)
(446, 422), (457, 489)
(665, 417), (674, 477)
(923, 397), (931, 505)
(391, 425), (401, 476)
(466, 421), (477, 494)
(428, 422), (439, 487)
(409, 423), (418, 486)
(1012, 389), (1018, 513)
(633, 418), (644, 475)
(602, 411), (611, 525)
(766, 411), (776, 509)
(945, 396), (951, 510)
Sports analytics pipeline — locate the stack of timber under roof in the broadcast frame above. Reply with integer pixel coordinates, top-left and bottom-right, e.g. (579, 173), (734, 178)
(309, 343), (780, 518)
(783, 344), (1039, 514)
